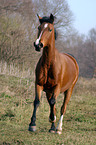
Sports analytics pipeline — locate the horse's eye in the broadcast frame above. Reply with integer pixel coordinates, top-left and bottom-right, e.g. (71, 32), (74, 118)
(49, 29), (52, 32)
(48, 27), (52, 32)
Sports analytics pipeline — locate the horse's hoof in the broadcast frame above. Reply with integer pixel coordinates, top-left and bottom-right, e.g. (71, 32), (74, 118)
(56, 130), (62, 135)
(49, 129), (55, 133)
(28, 125), (36, 132)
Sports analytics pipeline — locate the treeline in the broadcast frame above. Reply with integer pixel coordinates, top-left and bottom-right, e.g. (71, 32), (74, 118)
(0, 0), (96, 78)
(57, 29), (96, 78)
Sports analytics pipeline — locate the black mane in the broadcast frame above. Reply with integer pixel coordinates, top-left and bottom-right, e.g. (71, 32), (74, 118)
(54, 28), (58, 40)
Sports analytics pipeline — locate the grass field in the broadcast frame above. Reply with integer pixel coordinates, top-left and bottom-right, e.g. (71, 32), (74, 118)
(0, 74), (96, 145)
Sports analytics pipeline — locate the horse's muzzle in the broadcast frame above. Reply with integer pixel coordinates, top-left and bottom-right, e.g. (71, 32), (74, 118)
(34, 42), (43, 52)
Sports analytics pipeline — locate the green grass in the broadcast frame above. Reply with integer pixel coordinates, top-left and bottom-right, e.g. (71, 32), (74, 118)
(0, 75), (96, 145)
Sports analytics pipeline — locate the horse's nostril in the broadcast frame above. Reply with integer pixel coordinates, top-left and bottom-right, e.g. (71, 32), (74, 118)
(40, 43), (43, 48)
(34, 42), (36, 46)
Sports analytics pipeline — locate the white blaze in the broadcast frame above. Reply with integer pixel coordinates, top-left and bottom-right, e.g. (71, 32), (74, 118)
(35, 23), (48, 45)
(35, 31), (43, 45)
(35, 38), (39, 45)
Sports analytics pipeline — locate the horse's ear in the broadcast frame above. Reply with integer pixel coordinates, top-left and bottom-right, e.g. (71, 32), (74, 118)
(37, 14), (42, 20)
(50, 14), (54, 23)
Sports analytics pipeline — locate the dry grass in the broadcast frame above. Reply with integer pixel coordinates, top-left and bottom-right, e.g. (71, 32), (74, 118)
(0, 74), (96, 145)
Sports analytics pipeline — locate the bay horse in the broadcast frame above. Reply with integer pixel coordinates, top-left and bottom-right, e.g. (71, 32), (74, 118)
(29, 14), (79, 134)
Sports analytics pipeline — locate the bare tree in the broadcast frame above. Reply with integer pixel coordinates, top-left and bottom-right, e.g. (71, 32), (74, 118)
(32, 0), (73, 37)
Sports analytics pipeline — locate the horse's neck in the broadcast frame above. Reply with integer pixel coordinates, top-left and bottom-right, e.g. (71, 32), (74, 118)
(42, 40), (55, 68)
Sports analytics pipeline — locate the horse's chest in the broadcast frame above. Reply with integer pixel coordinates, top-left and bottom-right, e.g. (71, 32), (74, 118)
(44, 70), (57, 91)
(36, 66), (57, 89)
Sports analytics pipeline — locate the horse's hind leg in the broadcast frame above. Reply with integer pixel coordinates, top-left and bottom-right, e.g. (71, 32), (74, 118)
(56, 86), (73, 134)
(46, 92), (56, 133)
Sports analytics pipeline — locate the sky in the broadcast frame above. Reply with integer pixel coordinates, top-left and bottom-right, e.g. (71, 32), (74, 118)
(67, 0), (96, 35)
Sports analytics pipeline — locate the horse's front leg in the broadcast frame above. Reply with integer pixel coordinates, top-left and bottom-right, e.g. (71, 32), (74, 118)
(28, 83), (43, 132)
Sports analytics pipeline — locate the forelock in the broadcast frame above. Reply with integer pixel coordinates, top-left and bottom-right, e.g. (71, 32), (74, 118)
(39, 16), (54, 24)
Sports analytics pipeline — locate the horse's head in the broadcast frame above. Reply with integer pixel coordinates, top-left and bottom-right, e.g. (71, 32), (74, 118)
(34, 14), (55, 52)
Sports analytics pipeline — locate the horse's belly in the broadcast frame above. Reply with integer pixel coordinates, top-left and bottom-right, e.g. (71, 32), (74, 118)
(60, 80), (73, 92)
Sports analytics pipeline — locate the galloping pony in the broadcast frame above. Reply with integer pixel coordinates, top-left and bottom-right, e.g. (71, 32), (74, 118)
(29, 14), (79, 134)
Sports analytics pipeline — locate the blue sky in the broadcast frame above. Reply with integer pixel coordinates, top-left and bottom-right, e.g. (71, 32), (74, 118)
(67, 0), (96, 35)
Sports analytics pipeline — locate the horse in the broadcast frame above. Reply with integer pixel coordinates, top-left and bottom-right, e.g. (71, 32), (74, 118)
(28, 14), (79, 134)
